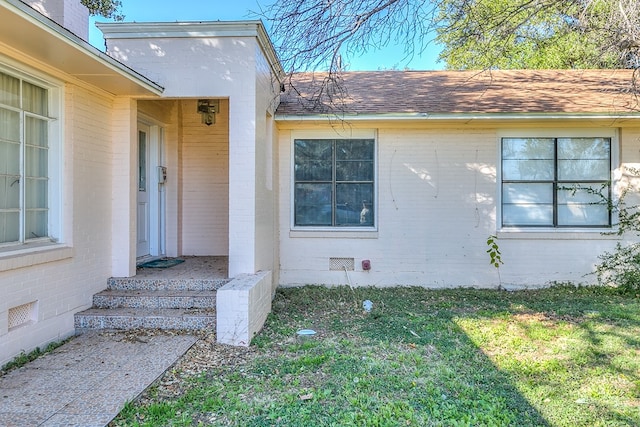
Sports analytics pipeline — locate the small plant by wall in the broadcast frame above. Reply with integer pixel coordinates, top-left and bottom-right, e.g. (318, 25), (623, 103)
(595, 243), (640, 295)
(486, 235), (503, 289)
(593, 166), (640, 295)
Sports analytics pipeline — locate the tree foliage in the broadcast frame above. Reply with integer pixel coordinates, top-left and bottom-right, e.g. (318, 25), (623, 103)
(436, 0), (637, 69)
(260, 0), (640, 72)
(80, 0), (124, 20)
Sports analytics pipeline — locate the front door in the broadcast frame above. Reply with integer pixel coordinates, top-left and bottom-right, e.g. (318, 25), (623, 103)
(137, 124), (151, 258)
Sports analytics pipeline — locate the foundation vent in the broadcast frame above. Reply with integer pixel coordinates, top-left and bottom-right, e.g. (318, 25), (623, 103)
(329, 257), (354, 271)
(8, 301), (37, 331)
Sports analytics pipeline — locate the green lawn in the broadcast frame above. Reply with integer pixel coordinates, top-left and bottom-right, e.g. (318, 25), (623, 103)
(113, 285), (640, 426)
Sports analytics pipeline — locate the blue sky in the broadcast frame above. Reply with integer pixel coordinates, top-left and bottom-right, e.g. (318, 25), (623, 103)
(88, 0), (443, 71)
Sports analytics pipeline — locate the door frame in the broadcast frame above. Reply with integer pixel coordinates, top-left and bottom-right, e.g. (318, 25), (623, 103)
(137, 119), (165, 259)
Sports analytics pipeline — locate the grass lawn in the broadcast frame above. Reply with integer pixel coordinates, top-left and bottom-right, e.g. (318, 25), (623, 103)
(113, 285), (640, 426)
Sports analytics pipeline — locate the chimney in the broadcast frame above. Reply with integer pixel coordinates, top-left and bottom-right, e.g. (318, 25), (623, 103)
(25, 0), (90, 41)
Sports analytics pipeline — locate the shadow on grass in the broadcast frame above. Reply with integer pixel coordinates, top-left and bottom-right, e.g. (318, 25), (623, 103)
(114, 285), (640, 427)
(245, 286), (550, 426)
(252, 285), (639, 426)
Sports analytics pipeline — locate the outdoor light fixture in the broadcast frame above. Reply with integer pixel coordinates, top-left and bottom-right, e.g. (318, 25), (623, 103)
(197, 99), (219, 126)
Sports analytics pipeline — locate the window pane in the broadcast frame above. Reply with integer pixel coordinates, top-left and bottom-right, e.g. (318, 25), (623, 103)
(503, 204), (553, 226)
(0, 212), (19, 244)
(295, 183), (332, 226)
(336, 183), (374, 226)
(336, 160), (374, 181)
(0, 108), (20, 142)
(558, 204), (609, 226)
(25, 209), (47, 239)
(557, 183), (609, 204)
(558, 138), (610, 180)
(336, 140), (374, 182)
(26, 146), (48, 178)
(557, 184), (609, 226)
(336, 139), (374, 160)
(0, 176), (20, 209)
(25, 116), (48, 148)
(558, 159), (610, 181)
(558, 138), (609, 160)
(138, 131), (146, 192)
(25, 178), (47, 209)
(502, 159), (554, 181)
(503, 183), (553, 204)
(295, 140), (332, 181)
(0, 140), (20, 176)
(503, 183), (553, 226)
(502, 138), (554, 159)
(0, 72), (20, 108)
(22, 81), (48, 116)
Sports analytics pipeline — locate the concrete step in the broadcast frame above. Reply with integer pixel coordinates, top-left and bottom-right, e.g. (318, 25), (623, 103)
(107, 277), (228, 291)
(74, 307), (216, 331)
(93, 289), (216, 309)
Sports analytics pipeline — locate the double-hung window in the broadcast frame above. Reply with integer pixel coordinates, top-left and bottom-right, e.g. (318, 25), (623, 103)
(0, 69), (55, 245)
(501, 137), (611, 228)
(294, 138), (375, 227)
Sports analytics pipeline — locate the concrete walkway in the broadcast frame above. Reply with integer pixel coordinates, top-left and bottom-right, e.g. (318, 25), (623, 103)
(0, 330), (197, 427)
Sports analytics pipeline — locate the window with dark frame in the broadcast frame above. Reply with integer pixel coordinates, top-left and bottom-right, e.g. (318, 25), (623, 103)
(294, 138), (374, 227)
(501, 137), (611, 228)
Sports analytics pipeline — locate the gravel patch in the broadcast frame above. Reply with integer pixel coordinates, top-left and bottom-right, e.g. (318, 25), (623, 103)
(107, 330), (256, 411)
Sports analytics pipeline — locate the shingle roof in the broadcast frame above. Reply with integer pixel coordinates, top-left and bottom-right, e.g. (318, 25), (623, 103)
(276, 69), (639, 116)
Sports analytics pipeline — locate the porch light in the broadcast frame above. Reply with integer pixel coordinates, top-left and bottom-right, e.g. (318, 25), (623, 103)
(197, 99), (219, 126)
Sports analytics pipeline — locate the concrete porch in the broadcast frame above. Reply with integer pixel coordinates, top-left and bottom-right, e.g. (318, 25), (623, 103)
(134, 256), (228, 282)
(74, 257), (229, 331)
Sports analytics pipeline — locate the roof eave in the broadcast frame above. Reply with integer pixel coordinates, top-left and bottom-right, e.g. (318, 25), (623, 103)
(275, 112), (640, 122)
(0, 0), (163, 96)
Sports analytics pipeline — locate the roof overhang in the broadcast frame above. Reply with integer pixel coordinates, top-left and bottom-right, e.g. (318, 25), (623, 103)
(97, 20), (285, 83)
(0, 0), (163, 96)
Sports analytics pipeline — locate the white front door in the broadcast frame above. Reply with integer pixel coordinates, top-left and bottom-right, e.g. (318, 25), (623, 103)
(137, 124), (151, 258)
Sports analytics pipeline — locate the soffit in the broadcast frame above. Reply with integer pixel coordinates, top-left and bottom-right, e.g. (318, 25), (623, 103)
(0, 0), (162, 96)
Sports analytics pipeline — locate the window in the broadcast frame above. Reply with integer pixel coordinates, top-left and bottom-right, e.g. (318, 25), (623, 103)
(0, 68), (57, 245)
(294, 138), (375, 227)
(501, 137), (611, 227)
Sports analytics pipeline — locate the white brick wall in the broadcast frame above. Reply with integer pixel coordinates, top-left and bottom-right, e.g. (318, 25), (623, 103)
(111, 97), (136, 277)
(180, 99), (229, 255)
(216, 270), (272, 346)
(277, 125), (633, 288)
(0, 81), (116, 367)
(253, 47), (280, 276)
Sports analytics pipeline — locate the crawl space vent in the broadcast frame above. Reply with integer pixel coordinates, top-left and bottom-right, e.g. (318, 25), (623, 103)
(329, 257), (355, 271)
(8, 301), (37, 330)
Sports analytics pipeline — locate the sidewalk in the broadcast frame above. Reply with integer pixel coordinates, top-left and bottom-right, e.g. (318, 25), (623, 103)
(0, 330), (197, 427)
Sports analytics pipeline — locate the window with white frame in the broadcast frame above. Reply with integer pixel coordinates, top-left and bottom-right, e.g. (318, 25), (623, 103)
(294, 138), (375, 227)
(501, 137), (611, 228)
(0, 68), (58, 245)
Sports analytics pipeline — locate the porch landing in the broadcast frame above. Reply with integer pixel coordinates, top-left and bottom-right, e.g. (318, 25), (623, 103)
(75, 257), (229, 331)
(134, 256), (228, 281)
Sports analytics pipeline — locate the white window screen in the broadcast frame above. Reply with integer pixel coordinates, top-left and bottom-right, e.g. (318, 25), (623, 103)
(0, 70), (51, 244)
